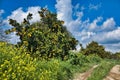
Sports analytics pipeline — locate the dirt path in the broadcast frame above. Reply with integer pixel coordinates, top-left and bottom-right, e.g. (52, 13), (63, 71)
(103, 65), (120, 80)
(73, 65), (98, 80)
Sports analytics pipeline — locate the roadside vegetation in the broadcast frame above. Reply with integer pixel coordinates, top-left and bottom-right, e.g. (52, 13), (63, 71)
(88, 59), (119, 80)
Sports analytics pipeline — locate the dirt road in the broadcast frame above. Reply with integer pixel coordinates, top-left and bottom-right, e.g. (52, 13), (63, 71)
(103, 65), (120, 80)
(73, 65), (120, 80)
(73, 65), (98, 80)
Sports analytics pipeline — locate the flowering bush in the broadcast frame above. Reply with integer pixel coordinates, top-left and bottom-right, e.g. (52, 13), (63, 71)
(0, 42), (73, 80)
(0, 42), (37, 79)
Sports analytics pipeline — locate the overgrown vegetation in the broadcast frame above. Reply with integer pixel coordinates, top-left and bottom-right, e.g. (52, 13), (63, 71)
(0, 42), (73, 80)
(0, 41), (120, 79)
(0, 8), (120, 80)
(0, 42), (98, 79)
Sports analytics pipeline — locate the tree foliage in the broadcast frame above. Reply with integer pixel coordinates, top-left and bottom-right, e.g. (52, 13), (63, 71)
(6, 8), (78, 60)
(111, 52), (120, 59)
(82, 41), (108, 58)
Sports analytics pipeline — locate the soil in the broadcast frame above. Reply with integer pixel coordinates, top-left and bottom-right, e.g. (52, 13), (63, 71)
(73, 65), (120, 80)
(73, 65), (98, 80)
(103, 65), (120, 80)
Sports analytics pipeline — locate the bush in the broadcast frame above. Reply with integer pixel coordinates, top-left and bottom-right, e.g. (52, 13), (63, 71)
(0, 42), (37, 79)
(69, 51), (102, 66)
(0, 42), (73, 80)
(83, 41), (107, 58)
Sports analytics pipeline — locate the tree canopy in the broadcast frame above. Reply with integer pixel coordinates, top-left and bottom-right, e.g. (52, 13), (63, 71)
(82, 41), (108, 58)
(6, 8), (78, 60)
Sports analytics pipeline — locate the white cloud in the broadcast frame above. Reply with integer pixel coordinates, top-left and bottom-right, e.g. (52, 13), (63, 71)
(6, 6), (41, 24)
(102, 18), (116, 31)
(88, 17), (102, 31)
(55, 0), (72, 24)
(27, 7), (41, 23)
(104, 43), (120, 53)
(55, 0), (120, 53)
(80, 31), (96, 41)
(56, 0), (84, 33)
(74, 4), (85, 12)
(89, 3), (101, 10)
(93, 27), (120, 43)
(7, 8), (27, 23)
(67, 12), (83, 32)
(9, 32), (20, 44)
(4, 6), (41, 44)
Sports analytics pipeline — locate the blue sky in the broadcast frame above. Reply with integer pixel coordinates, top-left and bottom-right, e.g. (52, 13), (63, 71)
(0, 0), (120, 52)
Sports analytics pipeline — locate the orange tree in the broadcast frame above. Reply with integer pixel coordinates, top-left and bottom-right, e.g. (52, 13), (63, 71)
(6, 8), (78, 60)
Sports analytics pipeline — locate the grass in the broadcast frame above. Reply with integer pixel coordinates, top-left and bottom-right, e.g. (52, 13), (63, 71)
(88, 59), (120, 80)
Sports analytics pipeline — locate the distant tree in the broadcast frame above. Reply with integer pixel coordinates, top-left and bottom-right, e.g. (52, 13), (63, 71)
(6, 8), (78, 60)
(83, 41), (107, 58)
(111, 52), (120, 60)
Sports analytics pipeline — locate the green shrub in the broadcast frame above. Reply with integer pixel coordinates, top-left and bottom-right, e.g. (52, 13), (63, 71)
(86, 54), (102, 63)
(0, 42), (37, 79)
(83, 41), (109, 58)
(69, 52), (101, 66)
(0, 42), (74, 80)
